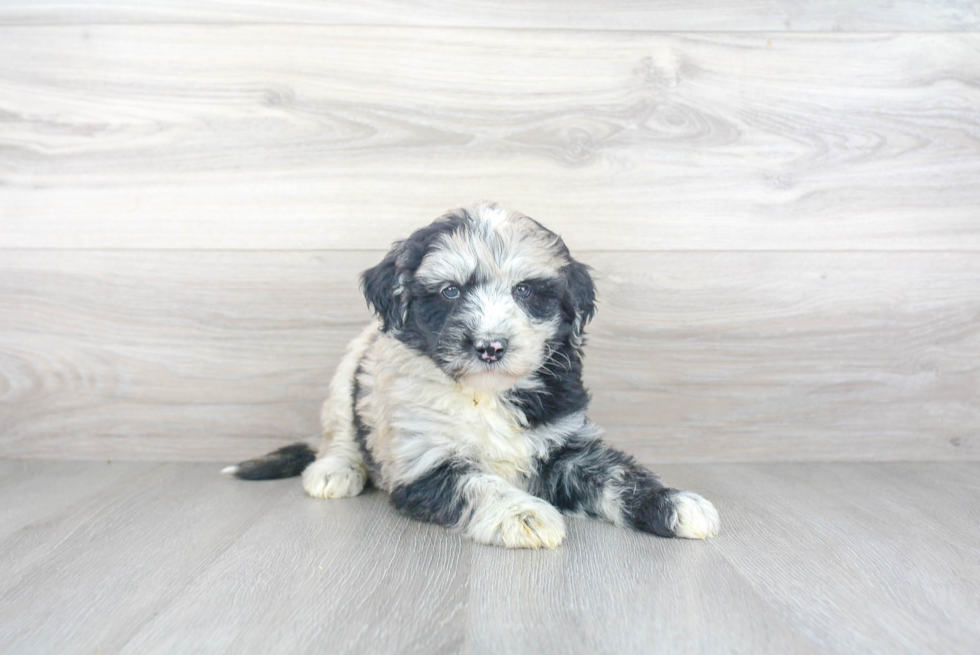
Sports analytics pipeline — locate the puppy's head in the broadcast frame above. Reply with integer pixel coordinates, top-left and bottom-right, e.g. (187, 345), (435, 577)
(362, 203), (595, 392)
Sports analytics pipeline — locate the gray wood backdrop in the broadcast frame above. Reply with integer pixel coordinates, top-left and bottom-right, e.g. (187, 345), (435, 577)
(1, 2), (978, 462)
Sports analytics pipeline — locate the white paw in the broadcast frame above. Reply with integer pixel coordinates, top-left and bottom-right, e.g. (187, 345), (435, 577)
(302, 456), (366, 499)
(668, 491), (720, 539)
(469, 495), (566, 549)
(498, 500), (566, 549)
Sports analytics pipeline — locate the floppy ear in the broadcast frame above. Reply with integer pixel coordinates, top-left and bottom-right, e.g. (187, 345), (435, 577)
(564, 260), (597, 341)
(360, 212), (468, 332)
(360, 243), (407, 332)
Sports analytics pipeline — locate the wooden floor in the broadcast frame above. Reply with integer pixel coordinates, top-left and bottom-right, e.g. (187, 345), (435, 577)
(1, 460), (977, 654)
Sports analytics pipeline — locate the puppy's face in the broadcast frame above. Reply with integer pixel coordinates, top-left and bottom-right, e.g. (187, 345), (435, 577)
(362, 204), (595, 392)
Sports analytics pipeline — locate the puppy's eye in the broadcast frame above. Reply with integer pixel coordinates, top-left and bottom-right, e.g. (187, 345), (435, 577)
(514, 283), (532, 299)
(442, 285), (461, 299)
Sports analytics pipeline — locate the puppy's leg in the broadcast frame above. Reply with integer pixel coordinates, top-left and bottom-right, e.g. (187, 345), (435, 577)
(302, 382), (367, 500)
(390, 461), (566, 549)
(303, 324), (378, 499)
(302, 438), (367, 499)
(533, 437), (719, 539)
(302, 397), (369, 498)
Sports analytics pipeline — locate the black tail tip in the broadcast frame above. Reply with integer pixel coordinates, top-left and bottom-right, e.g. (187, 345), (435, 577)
(222, 443), (316, 480)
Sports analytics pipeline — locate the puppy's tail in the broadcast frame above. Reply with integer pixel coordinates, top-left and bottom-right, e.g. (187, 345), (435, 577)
(221, 442), (316, 480)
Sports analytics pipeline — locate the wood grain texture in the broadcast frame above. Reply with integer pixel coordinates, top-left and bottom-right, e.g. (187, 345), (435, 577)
(678, 463), (980, 654)
(467, 461), (980, 655)
(1, 461), (978, 654)
(0, 462), (295, 653)
(0, 0), (977, 31)
(119, 479), (470, 654)
(2, 28), (979, 251)
(2, 250), (977, 462)
(0, 459), (155, 541)
(464, 507), (821, 655)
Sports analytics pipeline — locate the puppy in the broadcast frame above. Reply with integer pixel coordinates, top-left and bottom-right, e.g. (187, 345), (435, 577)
(224, 203), (719, 548)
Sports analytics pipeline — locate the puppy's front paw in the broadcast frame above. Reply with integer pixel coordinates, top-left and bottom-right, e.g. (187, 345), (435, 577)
(469, 495), (566, 549)
(498, 500), (566, 549)
(633, 489), (720, 539)
(302, 456), (366, 499)
(667, 491), (720, 539)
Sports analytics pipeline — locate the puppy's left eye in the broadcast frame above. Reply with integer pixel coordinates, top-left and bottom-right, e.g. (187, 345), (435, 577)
(513, 283), (532, 299)
(442, 285), (461, 299)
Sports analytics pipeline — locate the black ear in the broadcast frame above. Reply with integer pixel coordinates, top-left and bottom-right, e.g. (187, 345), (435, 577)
(564, 260), (596, 340)
(361, 212), (470, 332)
(361, 244), (407, 332)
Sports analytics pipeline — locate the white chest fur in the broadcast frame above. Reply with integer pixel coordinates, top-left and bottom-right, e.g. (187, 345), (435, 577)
(368, 336), (542, 486)
(453, 389), (530, 482)
(389, 378), (534, 484)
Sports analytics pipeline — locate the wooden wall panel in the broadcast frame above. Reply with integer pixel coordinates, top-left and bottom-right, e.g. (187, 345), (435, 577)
(2, 28), (979, 251)
(1, 250), (976, 462)
(2, 10), (977, 464)
(1, 0), (977, 31)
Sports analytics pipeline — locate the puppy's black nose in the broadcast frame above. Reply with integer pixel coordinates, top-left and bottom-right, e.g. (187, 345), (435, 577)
(474, 339), (507, 363)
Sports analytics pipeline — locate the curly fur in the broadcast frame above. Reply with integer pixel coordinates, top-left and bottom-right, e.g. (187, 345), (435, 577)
(224, 203), (719, 548)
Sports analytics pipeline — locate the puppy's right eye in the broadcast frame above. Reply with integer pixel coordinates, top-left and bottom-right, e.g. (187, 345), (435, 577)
(442, 285), (460, 299)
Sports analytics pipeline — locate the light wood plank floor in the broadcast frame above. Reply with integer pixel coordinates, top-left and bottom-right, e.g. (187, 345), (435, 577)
(0, 460), (976, 654)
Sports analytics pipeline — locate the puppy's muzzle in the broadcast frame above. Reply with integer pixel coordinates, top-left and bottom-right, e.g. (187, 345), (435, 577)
(474, 338), (507, 363)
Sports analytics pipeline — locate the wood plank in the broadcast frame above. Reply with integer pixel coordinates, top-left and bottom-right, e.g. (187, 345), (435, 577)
(0, 250), (368, 460)
(0, 0), (976, 31)
(465, 516), (821, 655)
(0, 462), (166, 584)
(2, 28), (979, 251)
(673, 463), (980, 654)
(1, 250), (977, 462)
(1, 461), (978, 654)
(117, 486), (470, 655)
(0, 459), (154, 541)
(589, 251), (980, 462)
(0, 462), (295, 654)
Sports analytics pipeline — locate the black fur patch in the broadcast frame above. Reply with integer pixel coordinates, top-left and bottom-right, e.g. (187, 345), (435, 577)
(533, 438), (677, 536)
(510, 340), (590, 427)
(397, 280), (466, 368)
(509, 257), (594, 428)
(360, 214), (467, 332)
(624, 487), (685, 538)
(560, 259), (596, 340)
(230, 443), (316, 480)
(533, 439), (633, 517)
(518, 213), (596, 339)
(351, 362), (378, 480)
(514, 277), (563, 322)
(389, 459), (471, 527)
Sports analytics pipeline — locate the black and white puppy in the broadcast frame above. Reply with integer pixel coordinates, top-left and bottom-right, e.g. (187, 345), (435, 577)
(224, 203), (719, 549)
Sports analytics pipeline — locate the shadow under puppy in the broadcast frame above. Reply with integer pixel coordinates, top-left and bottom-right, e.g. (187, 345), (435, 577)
(224, 203), (719, 548)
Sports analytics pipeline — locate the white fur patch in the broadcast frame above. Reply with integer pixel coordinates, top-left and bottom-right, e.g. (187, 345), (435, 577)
(416, 205), (567, 291)
(317, 322), (379, 459)
(463, 474), (566, 549)
(302, 456), (367, 499)
(599, 483), (625, 527)
(667, 491), (720, 539)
